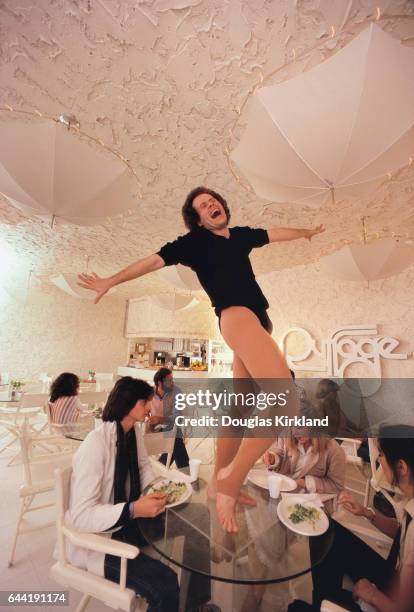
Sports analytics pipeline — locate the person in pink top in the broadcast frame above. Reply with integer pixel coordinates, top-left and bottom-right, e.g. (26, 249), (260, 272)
(49, 372), (82, 426)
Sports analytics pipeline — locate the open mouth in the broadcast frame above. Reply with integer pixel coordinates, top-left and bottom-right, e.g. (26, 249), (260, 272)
(210, 209), (221, 219)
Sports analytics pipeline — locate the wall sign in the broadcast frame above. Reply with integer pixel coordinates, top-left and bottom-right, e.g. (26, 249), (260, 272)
(280, 324), (408, 379)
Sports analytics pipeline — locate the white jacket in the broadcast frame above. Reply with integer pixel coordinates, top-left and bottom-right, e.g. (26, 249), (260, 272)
(63, 421), (154, 576)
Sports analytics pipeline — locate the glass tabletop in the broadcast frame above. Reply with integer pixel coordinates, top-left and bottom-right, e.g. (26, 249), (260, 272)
(63, 425), (93, 440)
(138, 465), (334, 585)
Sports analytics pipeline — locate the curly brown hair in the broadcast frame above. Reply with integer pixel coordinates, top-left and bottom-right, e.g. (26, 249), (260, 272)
(182, 186), (231, 231)
(50, 372), (79, 403)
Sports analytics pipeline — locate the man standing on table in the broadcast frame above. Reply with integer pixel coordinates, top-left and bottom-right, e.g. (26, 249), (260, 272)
(79, 186), (324, 532)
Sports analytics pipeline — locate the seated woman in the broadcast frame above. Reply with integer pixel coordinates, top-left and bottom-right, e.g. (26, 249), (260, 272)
(49, 372), (83, 427)
(64, 376), (179, 612)
(262, 428), (346, 494)
(290, 425), (414, 612)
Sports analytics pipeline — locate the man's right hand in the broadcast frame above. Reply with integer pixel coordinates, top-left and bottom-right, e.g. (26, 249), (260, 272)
(263, 451), (275, 466)
(78, 273), (111, 304)
(132, 493), (167, 518)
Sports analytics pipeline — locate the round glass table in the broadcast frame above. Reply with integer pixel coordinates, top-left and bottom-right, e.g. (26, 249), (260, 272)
(138, 465), (334, 611)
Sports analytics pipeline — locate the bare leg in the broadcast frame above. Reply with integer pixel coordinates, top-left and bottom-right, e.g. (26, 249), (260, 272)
(208, 355), (256, 506)
(216, 306), (296, 532)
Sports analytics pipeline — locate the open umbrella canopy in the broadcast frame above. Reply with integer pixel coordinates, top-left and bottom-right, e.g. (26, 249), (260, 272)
(319, 239), (414, 281)
(157, 264), (202, 291)
(50, 273), (115, 299)
(0, 119), (138, 225)
(231, 24), (414, 207)
(153, 294), (199, 311)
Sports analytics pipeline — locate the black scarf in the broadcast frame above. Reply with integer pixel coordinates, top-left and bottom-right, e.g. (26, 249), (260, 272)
(113, 422), (141, 505)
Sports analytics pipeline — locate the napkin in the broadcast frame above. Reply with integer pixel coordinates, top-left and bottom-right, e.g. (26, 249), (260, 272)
(281, 492), (324, 508)
(150, 459), (193, 483)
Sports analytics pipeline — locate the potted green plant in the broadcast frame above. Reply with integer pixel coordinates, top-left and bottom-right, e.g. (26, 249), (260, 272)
(88, 369), (96, 382)
(10, 380), (25, 400)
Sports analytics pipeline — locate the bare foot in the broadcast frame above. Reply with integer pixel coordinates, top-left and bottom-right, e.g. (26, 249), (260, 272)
(216, 491), (239, 533)
(208, 475), (257, 506)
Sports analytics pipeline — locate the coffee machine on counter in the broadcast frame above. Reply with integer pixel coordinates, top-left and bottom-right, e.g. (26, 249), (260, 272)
(154, 351), (167, 366)
(175, 353), (191, 368)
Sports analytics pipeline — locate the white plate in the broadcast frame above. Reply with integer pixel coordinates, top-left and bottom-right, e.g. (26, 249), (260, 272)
(149, 479), (192, 509)
(248, 468), (297, 492)
(277, 497), (329, 536)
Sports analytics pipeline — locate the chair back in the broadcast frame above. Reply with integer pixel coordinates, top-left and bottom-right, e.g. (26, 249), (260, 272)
(368, 438), (400, 508)
(52, 467), (143, 611)
(39, 374), (52, 394)
(54, 466), (72, 563)
(95, 373), (114, 392)
(58, 466), (72, 516)
(22, 430), (73, 487)
(142, 425), (176, 469)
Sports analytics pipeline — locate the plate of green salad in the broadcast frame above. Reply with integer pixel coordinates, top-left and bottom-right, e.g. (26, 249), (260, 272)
(148, 479), (192, 508)
(277, 497), (329, 536)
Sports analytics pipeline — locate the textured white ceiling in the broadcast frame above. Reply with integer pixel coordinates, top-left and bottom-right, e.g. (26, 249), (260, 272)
(0, 0), (413, 298)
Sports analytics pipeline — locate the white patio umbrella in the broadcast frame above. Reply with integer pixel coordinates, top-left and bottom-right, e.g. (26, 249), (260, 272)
(0, 119), (137, 225)
(157, 264), (202, 291)
(231, 24), (414, 207)
(50, 274), (116, 299)
(153, 294), (199, 311)
(319, 239), (414, 281)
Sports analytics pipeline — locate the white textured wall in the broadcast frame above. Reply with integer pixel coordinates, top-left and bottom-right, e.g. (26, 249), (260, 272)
(0, 284), (128, 381)
(126, 297), (217, 338)
(259, 263), (414, 377)
(1, 263), (412, 381)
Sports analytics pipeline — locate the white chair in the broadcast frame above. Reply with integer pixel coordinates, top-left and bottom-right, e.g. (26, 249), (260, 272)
(0, 393), (49, 463)
(364, 438), (401, 512)
(50, 466), (147, 612)
(143, 425), (176, 470)
(95, 373), (114, 392)
(39, 373), (52, 394)
(4, 422), (74, 567)
(337, 438), (371, 501)
(42, 402), (91, 450)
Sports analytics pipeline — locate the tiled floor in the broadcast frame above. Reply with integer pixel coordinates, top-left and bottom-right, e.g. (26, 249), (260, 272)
(0, 435), (375, 611)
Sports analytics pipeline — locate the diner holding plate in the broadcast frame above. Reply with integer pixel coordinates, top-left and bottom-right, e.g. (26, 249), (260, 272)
(63, 376), (180, 612)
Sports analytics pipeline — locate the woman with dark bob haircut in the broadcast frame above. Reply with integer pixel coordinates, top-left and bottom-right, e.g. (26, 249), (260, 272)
(63, 377), (179, 612)
(79, 186), (325, 532)
(49, 372), (82, 426)
(290, 425), (414, 612)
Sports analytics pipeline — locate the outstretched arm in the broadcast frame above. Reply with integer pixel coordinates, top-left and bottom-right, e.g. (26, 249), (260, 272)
(78, 253), (165, 304)
(267, 224), (325, 243)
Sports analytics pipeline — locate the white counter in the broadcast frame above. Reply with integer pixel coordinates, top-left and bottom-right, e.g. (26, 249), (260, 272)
(117, 366), (230, 381)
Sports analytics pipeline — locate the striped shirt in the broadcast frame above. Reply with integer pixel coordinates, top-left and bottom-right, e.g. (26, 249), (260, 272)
(49, 395), (82, 424)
